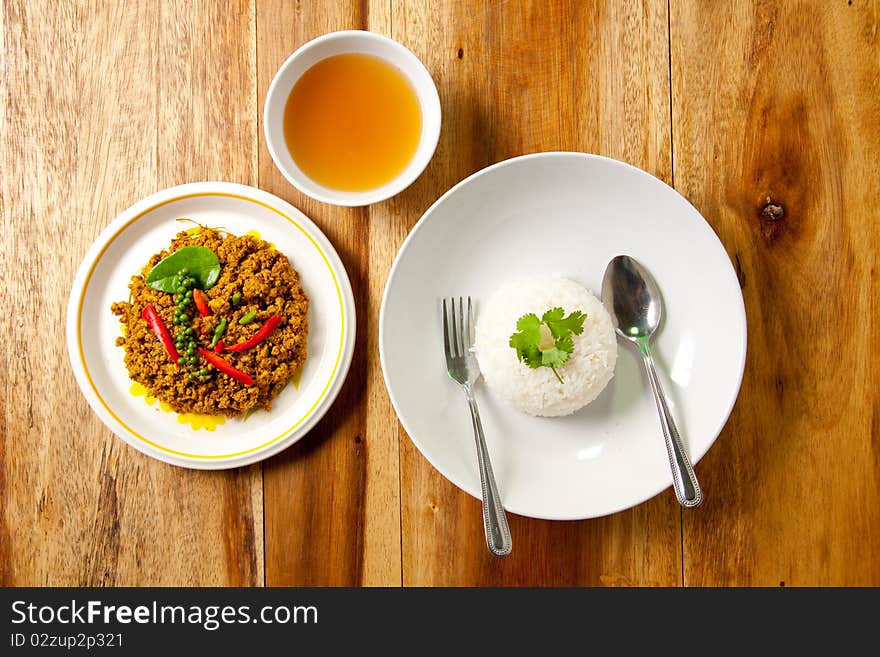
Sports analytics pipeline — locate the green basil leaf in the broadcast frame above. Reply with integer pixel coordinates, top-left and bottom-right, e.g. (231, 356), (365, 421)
(145, 245), (221, 292)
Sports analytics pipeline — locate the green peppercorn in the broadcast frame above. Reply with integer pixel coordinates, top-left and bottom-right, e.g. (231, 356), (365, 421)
(231, 292), (242, 307)
(177, 357), (185, 365)
(199, 368), (208, 376)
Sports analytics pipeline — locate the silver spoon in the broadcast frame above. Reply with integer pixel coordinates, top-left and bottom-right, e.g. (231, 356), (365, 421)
(601, 255), (703, 508)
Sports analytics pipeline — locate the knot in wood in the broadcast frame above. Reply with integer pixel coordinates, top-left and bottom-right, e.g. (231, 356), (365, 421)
(761, 198), (785, 221)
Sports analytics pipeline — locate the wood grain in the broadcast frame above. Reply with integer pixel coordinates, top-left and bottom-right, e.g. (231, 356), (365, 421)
(258, 0), (401, 586)
(394, 0), (681, 586)
(0, 0), (262, 586)
(671, 0), (880, 585)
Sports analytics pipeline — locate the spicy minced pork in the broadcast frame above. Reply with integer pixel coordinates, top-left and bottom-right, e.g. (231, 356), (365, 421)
(112, 228), (308, 417)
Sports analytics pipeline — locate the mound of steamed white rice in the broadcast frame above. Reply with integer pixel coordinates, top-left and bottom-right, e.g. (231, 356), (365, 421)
(474, 277), (617, 417)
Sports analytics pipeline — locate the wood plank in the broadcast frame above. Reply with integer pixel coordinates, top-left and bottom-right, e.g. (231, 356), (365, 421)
(157, 0), (258, 186)
(258, 0), (402, 586)
(154, 0), (262, 587)
(671, 0), (880, 585)
(0, 0), (261, 585)
(358, 3), (404, 588)
(395, 0), (681, 586)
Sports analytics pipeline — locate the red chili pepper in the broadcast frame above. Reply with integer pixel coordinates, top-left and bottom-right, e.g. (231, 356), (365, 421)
(214, 340), (224, 354)
(141, 304), (180, 364)
(193, 289), (211, 317)
(199, 348), (253, 386)
(200, 326), (210, 335)
(224, 316), (283, 353)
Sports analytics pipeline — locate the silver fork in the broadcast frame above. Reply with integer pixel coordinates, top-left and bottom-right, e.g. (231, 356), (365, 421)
(442, 297), (512, 557)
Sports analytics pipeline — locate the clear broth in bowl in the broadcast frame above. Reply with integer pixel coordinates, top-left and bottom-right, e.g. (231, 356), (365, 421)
(283, 53), (422, 192)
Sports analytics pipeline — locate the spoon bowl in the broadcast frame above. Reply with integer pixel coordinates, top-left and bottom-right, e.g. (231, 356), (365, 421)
(602, 255), (663, 342)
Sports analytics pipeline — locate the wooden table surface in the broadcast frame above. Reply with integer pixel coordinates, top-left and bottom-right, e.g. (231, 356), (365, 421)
(2, 0), (878, 587)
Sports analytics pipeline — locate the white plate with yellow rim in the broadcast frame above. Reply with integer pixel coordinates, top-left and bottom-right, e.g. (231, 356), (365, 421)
(66, 182), (356, 469)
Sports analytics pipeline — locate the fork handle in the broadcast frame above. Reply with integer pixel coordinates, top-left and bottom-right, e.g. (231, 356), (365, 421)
(465, 388), (512, 557)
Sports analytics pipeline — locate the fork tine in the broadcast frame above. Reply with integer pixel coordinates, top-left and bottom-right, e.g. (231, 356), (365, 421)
(442, 298), (451, 357)
(457, 297), (466, 357)
(449, 298), (459, 357)
(467, 296), (474, 349)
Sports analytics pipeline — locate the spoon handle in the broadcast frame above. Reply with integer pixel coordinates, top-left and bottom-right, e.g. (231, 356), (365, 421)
(639, 342), (703, 508)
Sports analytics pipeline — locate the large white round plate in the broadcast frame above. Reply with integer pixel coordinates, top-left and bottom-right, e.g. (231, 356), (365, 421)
(380, 153), (746, 519)
(67, 182), (356, 469)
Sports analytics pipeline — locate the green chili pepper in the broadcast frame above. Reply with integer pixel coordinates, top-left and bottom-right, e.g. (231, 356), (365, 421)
(210, 318), (228, 348)
(239, 310), (257, 325)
